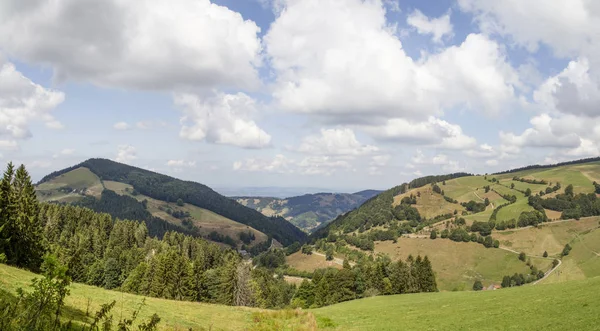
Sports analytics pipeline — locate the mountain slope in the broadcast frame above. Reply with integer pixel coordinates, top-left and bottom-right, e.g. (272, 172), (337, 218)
(38, 158), (306, 246)
(235, 190), (382, 232)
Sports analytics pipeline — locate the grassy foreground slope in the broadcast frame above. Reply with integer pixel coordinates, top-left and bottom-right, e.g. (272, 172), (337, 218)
(4, 261), (600, 330)
(312, 276), (600, 331)
(0, 264), (315, 331)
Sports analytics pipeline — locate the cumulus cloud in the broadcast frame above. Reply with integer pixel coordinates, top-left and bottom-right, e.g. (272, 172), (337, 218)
(0, 59), (65, 144)
(458, 0), (597, 56)
(264, 0), (522, 126)
(176, 92), (271, 149)
(296, 128), (378, 156)
(365, 116), (477, 149)
(113, 122), (130, 130)
(115, 145), (137, 163)
(500, 114), (582, 154)
(0, 0), (262, 91)
(534, 59), (600, 118)
(407, 9), (453, 43)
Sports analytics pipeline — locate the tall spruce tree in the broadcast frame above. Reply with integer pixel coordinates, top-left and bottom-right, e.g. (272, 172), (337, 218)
(0, 162), (15, 261)
(3, 164), (45, 270)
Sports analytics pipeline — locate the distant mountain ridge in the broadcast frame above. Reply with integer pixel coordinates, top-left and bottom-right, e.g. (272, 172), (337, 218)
(235, 189), (382, 232)
(38, 158), (307, 246)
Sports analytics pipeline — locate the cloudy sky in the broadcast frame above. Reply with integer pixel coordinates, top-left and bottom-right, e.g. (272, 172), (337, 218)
(0, 0), (599, 193)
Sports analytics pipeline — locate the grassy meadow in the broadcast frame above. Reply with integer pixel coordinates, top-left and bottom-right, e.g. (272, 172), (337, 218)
(312, 275), (600, 330)
(374, 238), (551, 291)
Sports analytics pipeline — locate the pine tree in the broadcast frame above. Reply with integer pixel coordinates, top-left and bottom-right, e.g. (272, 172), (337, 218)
(0, 163), (14, 261)
(419, 256), (438, 292)
(6, 164), (45, 270)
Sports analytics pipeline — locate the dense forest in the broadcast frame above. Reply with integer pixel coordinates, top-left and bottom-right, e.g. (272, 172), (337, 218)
(39, 158), (306, 246)
(76, 189), (197, 238)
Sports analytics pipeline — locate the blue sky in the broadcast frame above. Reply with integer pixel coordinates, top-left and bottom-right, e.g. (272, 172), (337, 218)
(0, 0), (599, 194)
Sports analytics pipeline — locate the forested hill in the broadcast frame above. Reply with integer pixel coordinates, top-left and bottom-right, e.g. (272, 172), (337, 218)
(310, 172), (471, 240)
(39, 158), (307, 246)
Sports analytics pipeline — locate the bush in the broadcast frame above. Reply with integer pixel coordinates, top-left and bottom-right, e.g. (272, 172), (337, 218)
(430, 230), (437, 239)
(518, 252), (527, 262)
(472, 280), (483, 291)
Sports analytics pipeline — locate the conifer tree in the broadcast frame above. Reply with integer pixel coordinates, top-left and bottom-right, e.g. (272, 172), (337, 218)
(0, 162), (14, 262)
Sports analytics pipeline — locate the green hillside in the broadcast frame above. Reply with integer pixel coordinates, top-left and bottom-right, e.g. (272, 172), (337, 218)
(0, 263), (313, 331)
(236, 190), (381, 233)
(4, 262), (600, 330)
(307, 158), (600, 291)
(313, 275), (600, 331)
(37, 158), (307, 246)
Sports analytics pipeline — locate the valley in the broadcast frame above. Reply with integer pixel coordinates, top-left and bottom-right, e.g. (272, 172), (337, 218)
(235, 190), (381, 233)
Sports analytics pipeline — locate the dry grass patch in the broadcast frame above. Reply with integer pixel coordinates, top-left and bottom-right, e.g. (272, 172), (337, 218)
(286, 252), (342, 272)
(374, 238), (547, 291)
(494, 217), (600, 257)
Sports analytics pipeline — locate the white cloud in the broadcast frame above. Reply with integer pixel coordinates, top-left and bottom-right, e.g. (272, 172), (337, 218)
(500, 114), (581, 154)
(366, 116), (477, 149)
(534, 59), (600, 118)
(265, 0), (522, 126)
(407, 9), (453, 43)
(115, 145), (137, 163)
(0, 59), (65, 143)
(296, 128), (378, 156)
(0, 0), (262, 91)
(113, 122), (131, 130)
(176, 92), (271, 149)
(464, 143), (497, 158)
(166, 159), (196, 168)
(264, 0), (440, 121)
(458, 0), (598, 56)
(485, 159), (498, 166)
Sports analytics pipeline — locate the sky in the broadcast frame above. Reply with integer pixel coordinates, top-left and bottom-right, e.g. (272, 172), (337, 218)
(0, 0), (599, 194)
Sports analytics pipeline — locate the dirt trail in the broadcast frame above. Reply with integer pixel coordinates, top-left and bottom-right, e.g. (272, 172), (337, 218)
(473, 191), (494, 209)
(312, 252), (352, 266)
(497, 246), (561, 285)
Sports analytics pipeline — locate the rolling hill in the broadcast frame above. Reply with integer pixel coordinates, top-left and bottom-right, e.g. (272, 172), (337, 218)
(307, 158), (600, 290)
(36, 158), (307, 248)
(3, 262), (600, 330)
(235, 190), (382, 233)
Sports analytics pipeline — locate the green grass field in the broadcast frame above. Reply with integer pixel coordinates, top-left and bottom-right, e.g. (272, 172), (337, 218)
(374, 238), (551, 291)
(4, 261), (600, 330)
(497, 162), (600, 194)
(0, 264), (316, 331)
(494, 217), (600, 257)
(36, 167), (104, 202)
(312, 275), (600, 330)
(541, 223), (600, 285)
(393, 187), (465, 219)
